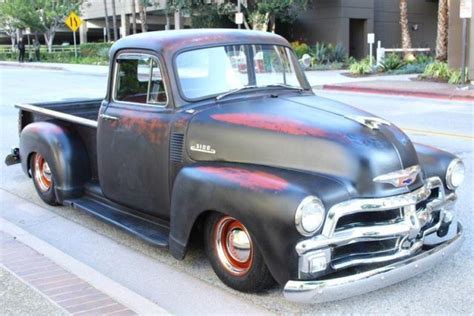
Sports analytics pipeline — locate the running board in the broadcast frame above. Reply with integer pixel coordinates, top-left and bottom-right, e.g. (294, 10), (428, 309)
(64, 196), (169, 248)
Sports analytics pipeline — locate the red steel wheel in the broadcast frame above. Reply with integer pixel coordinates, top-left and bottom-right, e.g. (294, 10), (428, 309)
(31, 153), (58, 205)
(33, 153), (52, 192)
(213, 216), (253, 276)
(204, 213), (275, 292)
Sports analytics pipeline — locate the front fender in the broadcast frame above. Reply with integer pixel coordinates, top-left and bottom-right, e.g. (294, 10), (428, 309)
(414, 143), (458, 191)
(19, 121), (90, 202)
(169, 163), (350, 285)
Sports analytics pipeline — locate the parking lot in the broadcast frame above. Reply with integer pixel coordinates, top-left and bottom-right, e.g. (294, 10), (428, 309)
(1, 65), (473, 313)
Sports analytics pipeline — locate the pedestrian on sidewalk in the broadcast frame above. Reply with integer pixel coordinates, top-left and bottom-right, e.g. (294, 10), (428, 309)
(33, 39), (41, 62)
(17, 39), (26, 63)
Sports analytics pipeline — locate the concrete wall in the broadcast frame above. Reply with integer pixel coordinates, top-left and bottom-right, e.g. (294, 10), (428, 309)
(374, 0), (438, 49)
(285, 0), (438, 58)
(448, 0), (473, 82)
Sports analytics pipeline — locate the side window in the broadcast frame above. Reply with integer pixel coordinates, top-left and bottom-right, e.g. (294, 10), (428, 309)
(114, 54), (167, 105)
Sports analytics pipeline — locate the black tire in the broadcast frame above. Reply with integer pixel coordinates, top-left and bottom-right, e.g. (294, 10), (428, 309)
(204, 213), (275, 292)
(30, 153), (58, 206)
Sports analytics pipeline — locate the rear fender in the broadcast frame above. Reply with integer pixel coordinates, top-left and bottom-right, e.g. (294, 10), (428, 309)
(19, 121), (90, 202)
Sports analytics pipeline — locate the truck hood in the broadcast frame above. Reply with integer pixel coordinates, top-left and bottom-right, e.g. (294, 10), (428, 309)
(186, 94), (422, 197)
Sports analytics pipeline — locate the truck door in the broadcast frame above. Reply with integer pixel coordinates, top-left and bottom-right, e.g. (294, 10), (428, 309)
(97, 52), (172, 218)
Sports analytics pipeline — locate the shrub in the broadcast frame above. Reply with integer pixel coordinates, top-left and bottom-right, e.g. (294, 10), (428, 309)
(389, 63), (427, 75)
(291, 41), (310, 58)
(414, 53), (434, 65)
(79, 43), (112, 57)
(309, 42), (346, 64)
(349, 58), (373, 75)
(422, 62), (451, 81)
(310, 42), (328, 64)
(378, 53), (404, 72)
(333, 43), (347, 63)
(448, 68), (469, 85)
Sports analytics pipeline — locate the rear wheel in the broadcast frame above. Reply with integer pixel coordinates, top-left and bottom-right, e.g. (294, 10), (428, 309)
(30, 153), (58, 205)
(204, 213), (275, 292)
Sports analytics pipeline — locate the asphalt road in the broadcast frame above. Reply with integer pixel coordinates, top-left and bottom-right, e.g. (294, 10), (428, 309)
(0, 66), (473, 314)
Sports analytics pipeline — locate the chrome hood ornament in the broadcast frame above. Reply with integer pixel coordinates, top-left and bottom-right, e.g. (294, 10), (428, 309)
(373, 165), (421, 187)
(346, 115), (391, 130)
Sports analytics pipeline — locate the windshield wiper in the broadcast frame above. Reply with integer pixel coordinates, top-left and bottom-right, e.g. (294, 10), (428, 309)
(216, 85), (258, 101)
(265, 84), (304, 91)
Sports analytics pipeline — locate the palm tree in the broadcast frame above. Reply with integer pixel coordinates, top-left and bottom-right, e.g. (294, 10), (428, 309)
(103, 0), (110, 41)
(111, 0), (118, 41)
(131, 0), (137, 34)
(136, 0), (147, 32)
(435, 0), (449, 61)
(399, 0), (413, 60)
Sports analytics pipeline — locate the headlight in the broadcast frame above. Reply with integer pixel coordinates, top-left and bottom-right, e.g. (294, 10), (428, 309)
(295, 196), (325, 236)
(446, 158), (465, 190)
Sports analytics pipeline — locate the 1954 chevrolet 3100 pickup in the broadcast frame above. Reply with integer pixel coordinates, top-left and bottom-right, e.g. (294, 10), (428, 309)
(5, 29), (465, 303)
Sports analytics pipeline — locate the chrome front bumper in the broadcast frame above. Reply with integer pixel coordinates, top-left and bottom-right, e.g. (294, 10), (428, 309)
(284, 221), (464, 303)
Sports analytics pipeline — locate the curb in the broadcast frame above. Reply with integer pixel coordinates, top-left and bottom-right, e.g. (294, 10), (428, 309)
(322, 84), (474, 102)
(0, 62), (65, 71)
(0, 218), (169, 315)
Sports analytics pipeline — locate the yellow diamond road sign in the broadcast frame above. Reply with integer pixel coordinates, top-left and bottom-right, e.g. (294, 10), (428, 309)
(65, 12), (82, 32)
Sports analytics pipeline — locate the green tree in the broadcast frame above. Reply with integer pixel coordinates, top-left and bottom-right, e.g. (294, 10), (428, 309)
(23, 0), (82, 53)
(166, 0), (308, 32)
(0, 0), (32, 49)
(252, 0), (308, 32)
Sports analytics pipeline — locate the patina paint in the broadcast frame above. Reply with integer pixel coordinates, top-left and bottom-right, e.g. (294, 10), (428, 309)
(211, 113), (328, 138)
(197, 166), (289, 191)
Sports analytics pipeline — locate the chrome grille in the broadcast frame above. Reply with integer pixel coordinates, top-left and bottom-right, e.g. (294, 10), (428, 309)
(295, 177), (457, 278)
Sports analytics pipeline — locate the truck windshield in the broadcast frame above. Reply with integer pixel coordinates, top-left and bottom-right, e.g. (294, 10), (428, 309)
(176, 44), (306, 101)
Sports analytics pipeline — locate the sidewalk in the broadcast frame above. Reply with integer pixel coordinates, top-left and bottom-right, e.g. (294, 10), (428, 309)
(0, 218), (168, 315)
(0, 61), (109, 76)
(1, 231), (136, 315)
(323, 78), (474, 102)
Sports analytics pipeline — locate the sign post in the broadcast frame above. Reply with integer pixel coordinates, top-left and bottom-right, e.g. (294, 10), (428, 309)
(459, 0), (472, 86)
(64, 12), (83, 59)
(237, 0), (242, 29)
(367, 33), (375, 65)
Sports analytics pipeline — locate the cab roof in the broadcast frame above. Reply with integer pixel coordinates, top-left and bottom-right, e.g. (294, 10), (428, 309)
(109, 29), (291, 58)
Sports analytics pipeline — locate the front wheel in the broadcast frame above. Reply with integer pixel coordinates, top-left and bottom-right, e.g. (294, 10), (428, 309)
(204, 213), (275, 292)
(30, 153), (58, 205)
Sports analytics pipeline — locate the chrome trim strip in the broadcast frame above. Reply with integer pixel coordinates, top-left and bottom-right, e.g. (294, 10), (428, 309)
(284, 222), (464, 303)
(16, 103), (98, 128)
(321, 184), (431, 239)
(298, 222), (410, 253)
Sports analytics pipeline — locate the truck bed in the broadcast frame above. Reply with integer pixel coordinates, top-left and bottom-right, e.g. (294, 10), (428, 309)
(17, 99), (102, 128)
(17, 98), (102, 180)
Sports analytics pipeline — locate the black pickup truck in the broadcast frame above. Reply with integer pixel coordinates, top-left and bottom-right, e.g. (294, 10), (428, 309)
(5, 29), (465, 303)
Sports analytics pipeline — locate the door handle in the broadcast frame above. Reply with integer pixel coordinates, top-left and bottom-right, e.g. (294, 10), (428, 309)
(100, 114), (119, 121)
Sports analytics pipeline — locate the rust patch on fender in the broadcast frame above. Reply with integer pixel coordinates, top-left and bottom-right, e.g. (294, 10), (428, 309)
(197, 166), (288, 191)
(211, 113), (328, 138)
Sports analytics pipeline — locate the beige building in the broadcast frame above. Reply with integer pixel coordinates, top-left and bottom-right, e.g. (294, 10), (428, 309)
(79, 0), (183, 43)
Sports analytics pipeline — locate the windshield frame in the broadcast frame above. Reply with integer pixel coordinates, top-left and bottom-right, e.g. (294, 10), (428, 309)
(172, 43), (311, 104)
